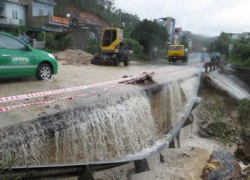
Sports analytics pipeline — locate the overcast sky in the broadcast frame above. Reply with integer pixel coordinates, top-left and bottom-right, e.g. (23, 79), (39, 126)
(114, 0), (250, 37)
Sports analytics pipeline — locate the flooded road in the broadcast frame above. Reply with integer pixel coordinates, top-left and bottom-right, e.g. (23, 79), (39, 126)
(0, 53), (201, 98)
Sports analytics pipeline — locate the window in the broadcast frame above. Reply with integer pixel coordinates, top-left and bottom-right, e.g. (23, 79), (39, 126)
(12, 10), (18, 19)
(169, 46), (184, 50)
(39, 9), (43, 16)
(0, 35), (25, 50)
(102, 30), (117, 46)
(48, 11), (52, 16)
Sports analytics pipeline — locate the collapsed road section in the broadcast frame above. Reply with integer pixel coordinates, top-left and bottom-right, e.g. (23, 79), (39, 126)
(0, 64), (202, 179)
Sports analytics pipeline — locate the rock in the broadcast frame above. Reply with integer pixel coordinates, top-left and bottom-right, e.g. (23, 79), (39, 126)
(236, 142), (250, 162)
(198, 128), (212, 138)
(202, 150), (241, 180)
(242, 164), (250, 176)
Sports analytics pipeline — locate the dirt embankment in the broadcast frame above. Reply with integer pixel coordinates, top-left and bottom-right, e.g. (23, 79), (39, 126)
(66, 7), (111, 28)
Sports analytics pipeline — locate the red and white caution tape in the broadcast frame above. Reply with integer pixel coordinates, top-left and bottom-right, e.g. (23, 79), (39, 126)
(0, 63), (203, 113)
(0, 76), (140, 103)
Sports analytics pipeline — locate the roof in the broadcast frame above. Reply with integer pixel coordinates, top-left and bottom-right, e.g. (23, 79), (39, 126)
(5, 0), (28, 6)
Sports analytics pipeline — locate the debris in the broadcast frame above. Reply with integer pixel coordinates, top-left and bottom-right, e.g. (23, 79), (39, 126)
(160, 153), (165, 163)
(54, 49), (93, 65)
(242, 164), (250, 176)
(119, 72), (155, 85)
(54, 104), (60, 110)
(201, 150), (241, 180)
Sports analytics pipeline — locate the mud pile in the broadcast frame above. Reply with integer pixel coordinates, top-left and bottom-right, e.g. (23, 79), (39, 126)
(55, 49), (93, 65)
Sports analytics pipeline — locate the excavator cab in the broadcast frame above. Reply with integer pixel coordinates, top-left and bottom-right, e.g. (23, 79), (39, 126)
(92, 28), (130, 66)
(101, 28), (123, 54)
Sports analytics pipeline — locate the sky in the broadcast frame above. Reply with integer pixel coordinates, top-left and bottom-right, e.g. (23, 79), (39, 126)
(114, 0), (250, 37)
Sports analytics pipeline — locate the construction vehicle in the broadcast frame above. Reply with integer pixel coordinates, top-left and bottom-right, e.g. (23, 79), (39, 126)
(63, 13), (130, 66)
(167, 44), (188, 63)
(91, 28), (130, 66)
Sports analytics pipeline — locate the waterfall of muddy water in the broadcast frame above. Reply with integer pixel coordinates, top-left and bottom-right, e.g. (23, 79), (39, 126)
(0, 92), (158, 165)
(0, 75), (200, 166)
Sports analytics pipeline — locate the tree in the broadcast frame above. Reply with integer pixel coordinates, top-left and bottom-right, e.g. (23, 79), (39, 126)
(181, 35), (189, 49)
(210, 32), (231, 56)
(131, 19), (168, 55)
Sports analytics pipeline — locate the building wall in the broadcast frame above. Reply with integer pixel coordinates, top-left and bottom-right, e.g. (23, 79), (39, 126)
(32, 1), (53, 16)
(0, 1), (26, 26)
(166, 17), (175, 43)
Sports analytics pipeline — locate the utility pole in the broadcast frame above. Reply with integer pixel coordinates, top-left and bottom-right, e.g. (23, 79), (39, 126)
(118, 9), (121, 28)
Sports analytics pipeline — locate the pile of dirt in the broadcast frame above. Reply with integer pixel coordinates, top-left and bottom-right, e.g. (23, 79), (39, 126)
(55, 49), (93, 65)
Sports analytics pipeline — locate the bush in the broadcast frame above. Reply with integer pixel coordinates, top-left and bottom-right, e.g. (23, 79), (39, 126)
(85, 38), (99, 54)
(56, 35), (72, 51)
(126, 38), (143, 59)
(45, 33), (56, 49)
(45, 33), (72, 51)
(37, 32), (46, 41)
(238, 99), (250, 126)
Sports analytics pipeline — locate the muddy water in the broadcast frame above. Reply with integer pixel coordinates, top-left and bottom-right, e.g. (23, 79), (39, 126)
(0, 73), (200, 166)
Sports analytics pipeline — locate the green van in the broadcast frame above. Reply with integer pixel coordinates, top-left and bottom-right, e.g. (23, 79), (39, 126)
(0, 32), (58, 80)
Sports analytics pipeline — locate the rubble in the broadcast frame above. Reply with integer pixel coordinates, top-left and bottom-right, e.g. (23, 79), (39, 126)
(119, 72), (155, 85)
(202, 150), (242, 180)
(54, 49), (93, 65)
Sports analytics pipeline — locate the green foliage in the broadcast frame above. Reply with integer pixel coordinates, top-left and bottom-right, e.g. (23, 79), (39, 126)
(45, 33), (56, 49)
(210, 32), (231, 56)
(132, 19), (168, 55)
(181, 35), (189, 49)
(37, 32), (46, 41)
(85, 38), (99, 54)
(121, 12), (140, 29)
(45, 33), (72, 51)
(126, 38), (143, 58)
(238, 99), (250, 126)
(230, 39), (250, 68)
(57, 35), (72, 51)
(209, 121), (231, 139)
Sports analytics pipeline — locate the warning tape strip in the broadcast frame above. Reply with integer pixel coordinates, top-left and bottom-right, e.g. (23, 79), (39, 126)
(0, 79), (133, 113)
(0, 76), (140, 103)
(0, 63), (203, 113)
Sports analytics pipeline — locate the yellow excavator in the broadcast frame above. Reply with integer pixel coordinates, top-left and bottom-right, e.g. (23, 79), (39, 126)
(91, 28), (130, 66)
(65, 14), (130, 66)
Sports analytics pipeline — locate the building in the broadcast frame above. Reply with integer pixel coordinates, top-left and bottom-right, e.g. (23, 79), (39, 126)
(174, 27), (182, 44)
(0, 0), (27, 30)
(156, 17), (175, 44)
(23, 0), (69, 32)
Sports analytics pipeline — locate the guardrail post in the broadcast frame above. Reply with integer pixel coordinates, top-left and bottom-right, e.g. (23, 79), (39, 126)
(78, 166), (94, 180)
(205, 63), (208, 73)
(134, 159), (150, 173)
(176, 132), (180, 148)
(169, 140), (175, 148)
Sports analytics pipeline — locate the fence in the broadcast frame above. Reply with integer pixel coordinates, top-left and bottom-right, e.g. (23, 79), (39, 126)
(32, 39), (45, 49)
